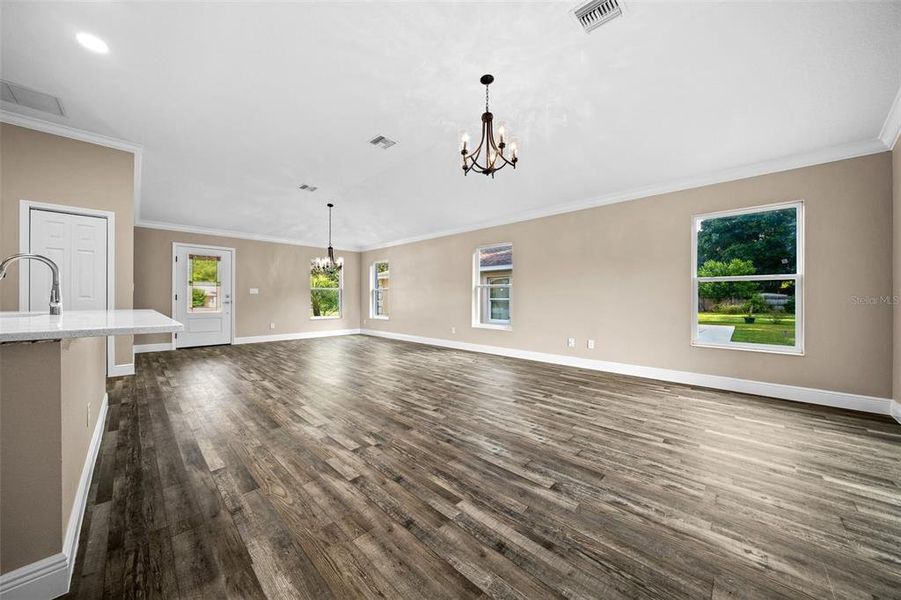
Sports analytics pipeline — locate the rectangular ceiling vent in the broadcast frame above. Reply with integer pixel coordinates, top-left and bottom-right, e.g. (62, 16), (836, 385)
(369, 135), (397, 150)
(572, 0), (622, 33)
(0, 80), (66, 116)
(298, 184), (318, 192)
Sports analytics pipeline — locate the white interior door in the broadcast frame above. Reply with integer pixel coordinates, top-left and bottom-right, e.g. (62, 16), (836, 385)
(174, 245), (233, 348)
(29, 209), (107, 312)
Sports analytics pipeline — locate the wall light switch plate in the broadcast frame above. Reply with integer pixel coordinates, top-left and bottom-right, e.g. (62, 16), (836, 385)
(451, 327), (456, 334)
(567, 337), (575, 348)
(249, 288), (259, 295)
(269, 322), (276, 329)
(587, 339), (595, 349)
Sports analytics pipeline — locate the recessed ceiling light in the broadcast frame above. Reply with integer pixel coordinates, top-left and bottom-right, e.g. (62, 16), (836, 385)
(76, 32), (108, 54)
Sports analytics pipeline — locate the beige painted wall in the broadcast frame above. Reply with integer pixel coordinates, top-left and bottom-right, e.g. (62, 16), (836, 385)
(361, 153), (894, 399)
(894, 137), (900, 404)
(0, 124), (135, 366)
(0, 336), (105, 574)
(134, 227), (360, 344)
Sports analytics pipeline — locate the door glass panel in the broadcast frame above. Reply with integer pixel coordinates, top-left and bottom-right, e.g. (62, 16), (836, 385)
(188, 254), (221, 313)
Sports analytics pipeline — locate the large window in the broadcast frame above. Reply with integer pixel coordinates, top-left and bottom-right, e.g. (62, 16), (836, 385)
(188, 254), (221, 313)
(370, 261), (390, 318)
(473, 243), (513, 328)
(310, 258), (342, 319)
(692, 201), (803, 354)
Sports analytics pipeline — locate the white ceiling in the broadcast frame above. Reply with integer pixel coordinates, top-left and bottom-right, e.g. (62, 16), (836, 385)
(2, 1), (900, 250)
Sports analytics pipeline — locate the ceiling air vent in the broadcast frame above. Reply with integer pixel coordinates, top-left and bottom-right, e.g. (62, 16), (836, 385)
(0, 80), (66, 116)
(298, 184), (318, 192)
(369, 135), (397, 150)
(572, 0), (622, 33)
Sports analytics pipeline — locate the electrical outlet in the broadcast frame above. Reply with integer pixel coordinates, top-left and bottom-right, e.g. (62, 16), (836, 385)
(566, 337), (575, 348)
(363, 319), (367, 325)
(587, 339), (595, 349)
(86, 402), (92, 427)
(269, 322), (276, 330)
(451, 326), (456, 334)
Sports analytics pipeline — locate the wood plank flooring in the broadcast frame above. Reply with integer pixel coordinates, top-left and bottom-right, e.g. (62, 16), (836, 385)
(63, 335), (901, 599)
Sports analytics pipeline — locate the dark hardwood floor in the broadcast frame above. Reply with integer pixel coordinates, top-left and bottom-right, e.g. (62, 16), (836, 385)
(63, 335), (901, 599)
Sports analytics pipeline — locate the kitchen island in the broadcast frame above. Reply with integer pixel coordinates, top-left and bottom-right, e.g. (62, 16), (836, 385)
(0, 309), (181, 599)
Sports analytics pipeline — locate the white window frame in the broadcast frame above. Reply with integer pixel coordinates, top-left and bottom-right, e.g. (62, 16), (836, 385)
(310, 258), (343, 320)
(370, 260), (390, 319)
(691, 200), (804, 355)
(472, 243), (513, 331)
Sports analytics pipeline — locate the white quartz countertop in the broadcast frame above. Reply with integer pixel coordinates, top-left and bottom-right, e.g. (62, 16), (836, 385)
(0, 309), (183, 343)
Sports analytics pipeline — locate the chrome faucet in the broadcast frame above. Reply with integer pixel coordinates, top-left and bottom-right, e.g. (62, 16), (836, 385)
(0, 253), (62, 315)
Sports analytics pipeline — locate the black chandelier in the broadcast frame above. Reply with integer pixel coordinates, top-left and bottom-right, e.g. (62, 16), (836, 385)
(325, 203), (336, 267)
(460, 74), (518, 178)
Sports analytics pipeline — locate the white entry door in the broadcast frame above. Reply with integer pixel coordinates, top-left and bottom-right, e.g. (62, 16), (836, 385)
(28, 209), (107, 312)
(174, 244), (233, 348)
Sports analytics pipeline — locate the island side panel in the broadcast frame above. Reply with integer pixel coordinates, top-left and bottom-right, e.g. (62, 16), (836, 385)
(60, 336), (106, 540)
(0, 340), (63, 574)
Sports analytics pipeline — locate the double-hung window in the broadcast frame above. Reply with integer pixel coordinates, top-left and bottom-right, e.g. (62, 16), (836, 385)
(310, 258), (342, 319)
(370, 261), (389, 318)
(692, 201), (803, 354)
(473, 243), (513, 328)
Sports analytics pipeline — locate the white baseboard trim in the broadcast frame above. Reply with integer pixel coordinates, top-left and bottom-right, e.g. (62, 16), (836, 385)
(0, 553), (68, 600)
(0, 393), (109, 599)
(360, 329), (894, 417)
(134, 342), (176, 354)
(107, 362), (135, 377)
(891, 400), (901, 425)
(234, 328), (361, 345)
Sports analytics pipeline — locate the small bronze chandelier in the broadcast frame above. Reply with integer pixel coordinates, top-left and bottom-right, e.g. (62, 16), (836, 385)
(460, 74), (518, 178)
(326, 203), (336, 267)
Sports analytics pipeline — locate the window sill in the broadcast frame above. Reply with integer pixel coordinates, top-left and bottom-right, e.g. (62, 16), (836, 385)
(691, 340), (804, 356)
(370, 315), (389, 320)
(472, 323), (512, 331)
(310, 316), (341, 320)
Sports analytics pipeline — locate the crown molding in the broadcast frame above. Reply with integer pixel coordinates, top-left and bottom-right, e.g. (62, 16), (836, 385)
(135, 219), (362, 252)
(4, 105), (895, 254)
(358, 137), (888, 252)
(2, 110), (145, 230)
(0, 109), (143, 154)
(880, 83), (901, 150)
